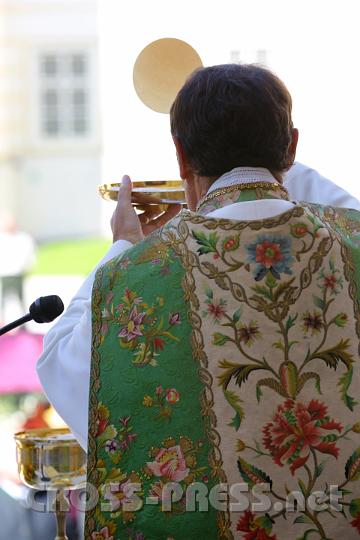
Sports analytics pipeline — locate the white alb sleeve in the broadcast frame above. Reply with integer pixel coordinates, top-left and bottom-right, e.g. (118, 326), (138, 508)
(284, 162), (360, 210)
(36, 240), (132, 451)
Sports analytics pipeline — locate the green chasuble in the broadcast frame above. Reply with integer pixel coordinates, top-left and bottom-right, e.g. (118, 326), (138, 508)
(85, 197), (360, 540)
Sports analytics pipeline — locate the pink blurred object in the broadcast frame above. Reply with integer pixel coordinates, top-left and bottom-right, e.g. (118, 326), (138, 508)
(0, 330), (43, 393)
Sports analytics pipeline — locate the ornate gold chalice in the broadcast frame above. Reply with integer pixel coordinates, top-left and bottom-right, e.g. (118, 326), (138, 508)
(15, 428), (87, 540)
(99, 38), (203, 210)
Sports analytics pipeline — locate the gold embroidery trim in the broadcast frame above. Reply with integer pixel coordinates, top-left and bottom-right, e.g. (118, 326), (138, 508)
(196, 181), (289, 211)
(162, 224), (234, 540)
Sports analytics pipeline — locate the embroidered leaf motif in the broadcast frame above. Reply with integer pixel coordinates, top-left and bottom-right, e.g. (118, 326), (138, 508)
(338, 366), (358, 411)
(256, 385), (263, 402)
(224, 390), (245, 431)
(218, 360), (263, 390)
(256, 515), (274, 533)
(294, 515), (313, 524)
(272, 340), (285, 351)
(273, 278), (296, 302)
(315, 461), (326, 479)
(345, 448), (360, 481)
(297, 478), (307, 497)
(350, 498), (360, 517)
(295, 529), (322, 540)
(192, 230), (219, 255)
(313, 295), (325, 310)
(232, 308), (242, 323)
(285, 313), (298, 332)
(256, 377), (288, 399)
(297, 372), (322, 395)
(251, 285), (272, 300)
(213, 332), (231, 346)
(312, 339), (353, 370)
(237, 458), (272, 488)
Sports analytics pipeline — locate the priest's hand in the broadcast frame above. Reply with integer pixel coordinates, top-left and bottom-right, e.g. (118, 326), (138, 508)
(111, 175), (181, 244)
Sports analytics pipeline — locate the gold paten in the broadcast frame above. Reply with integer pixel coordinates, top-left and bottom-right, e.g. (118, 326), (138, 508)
(98, 180), (186, 212)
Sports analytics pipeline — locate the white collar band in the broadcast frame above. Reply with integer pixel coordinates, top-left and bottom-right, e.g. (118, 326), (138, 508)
(207, 167), (278, 195)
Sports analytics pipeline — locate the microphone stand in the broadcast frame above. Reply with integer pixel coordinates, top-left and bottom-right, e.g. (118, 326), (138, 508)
(0, 314), (32, 336)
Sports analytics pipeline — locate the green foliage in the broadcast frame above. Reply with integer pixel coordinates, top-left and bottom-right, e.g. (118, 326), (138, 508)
(218, 360), (262, 390)
(237, 458), (273, 488)
(313, 295), (325, 310)
(345, 448), (360, 481)
(224, 390), (245, 430)
(313, 339), (353, 370)
(192, 230), (219, 255)
(212, 332), (231, 346)
(338, 367), (358, 411)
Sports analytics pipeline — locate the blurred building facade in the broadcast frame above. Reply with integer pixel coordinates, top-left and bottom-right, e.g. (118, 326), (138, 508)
(0, 0), (101, 242)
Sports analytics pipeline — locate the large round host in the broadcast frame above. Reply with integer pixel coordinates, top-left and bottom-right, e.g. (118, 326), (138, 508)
(133, 37), (203, 113)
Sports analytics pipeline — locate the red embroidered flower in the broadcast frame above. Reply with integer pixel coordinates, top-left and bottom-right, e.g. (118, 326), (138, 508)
(165, 388), (180, 404)
(255, 241), (283, 268)
(351, 514), (360, 534)
(153, 337), (165, 351)
(263, 399), (343, 476)
(222, 235), (239, 252)
(96, 404), (109, 437)
(263, 399), (342, 475)
(290, 222), (308, 238)
(237, 511), (277, 539)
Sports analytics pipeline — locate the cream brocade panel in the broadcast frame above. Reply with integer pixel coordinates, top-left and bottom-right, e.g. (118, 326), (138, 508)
(174, 205), (360, 539)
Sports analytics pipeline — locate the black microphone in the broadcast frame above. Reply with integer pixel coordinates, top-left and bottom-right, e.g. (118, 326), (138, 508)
(0, 295), (64, 336)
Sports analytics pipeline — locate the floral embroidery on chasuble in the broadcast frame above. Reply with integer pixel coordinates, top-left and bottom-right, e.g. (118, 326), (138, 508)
(86, 203), (360, 540)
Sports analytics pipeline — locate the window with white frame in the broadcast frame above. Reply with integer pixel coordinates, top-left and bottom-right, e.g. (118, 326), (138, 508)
(39, 52), (90, 138)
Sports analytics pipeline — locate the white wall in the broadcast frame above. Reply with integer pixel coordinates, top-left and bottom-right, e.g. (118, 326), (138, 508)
(18, 155), (101, 241)
(0, 0), (102, 241)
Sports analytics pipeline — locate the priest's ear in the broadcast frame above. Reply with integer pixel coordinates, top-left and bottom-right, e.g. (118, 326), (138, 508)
(287, 128), (299, 167)
(172, 136), (194, 181)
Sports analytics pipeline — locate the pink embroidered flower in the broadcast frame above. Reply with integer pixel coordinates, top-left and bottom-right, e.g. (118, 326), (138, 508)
(147, 445), (189, 481)
(155, 385), (163, 395)
(165, 388), (180, 404)
(118, 307), (146, 341)
(169, 313), (181, 325)
(91, 526), (113, 540)
(207, 300), (226, 321)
